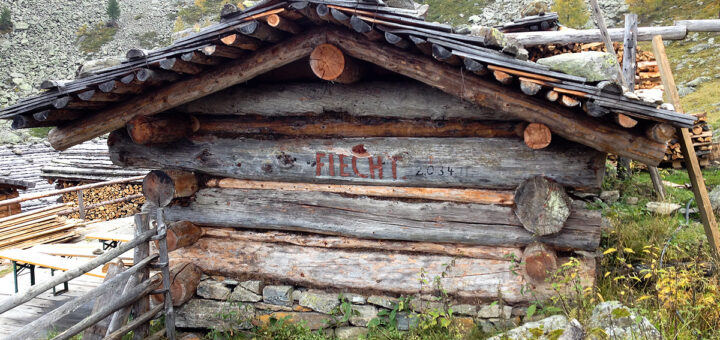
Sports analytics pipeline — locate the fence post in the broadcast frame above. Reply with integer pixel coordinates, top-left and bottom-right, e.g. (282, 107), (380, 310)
(78, 189), (86, 220)
(156, 207), (176, 340)
(132, 213), (151, 340)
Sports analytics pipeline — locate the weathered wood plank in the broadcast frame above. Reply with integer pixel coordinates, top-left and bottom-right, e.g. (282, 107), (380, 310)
(163, 188), (603, 251)
(170, 236), (593, 304)
(177, 81), (511, 121)
(109, 131), (606, 190)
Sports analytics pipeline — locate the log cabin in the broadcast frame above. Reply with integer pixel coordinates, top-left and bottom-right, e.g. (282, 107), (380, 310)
(0, 0), (697, 332)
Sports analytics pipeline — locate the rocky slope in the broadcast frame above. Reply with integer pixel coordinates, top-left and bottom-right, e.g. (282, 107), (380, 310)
(0, 0), (177, 108)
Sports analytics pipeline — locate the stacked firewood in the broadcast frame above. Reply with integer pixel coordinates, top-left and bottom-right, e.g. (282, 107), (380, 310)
(60, 182), (145, 221)
(527, 42), (661, 90)
(0, 204), (81, 250)
(662, 113), (712, 168)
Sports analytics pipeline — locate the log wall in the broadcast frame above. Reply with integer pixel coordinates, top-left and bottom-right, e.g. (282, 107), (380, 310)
(109, 130), (605, 190)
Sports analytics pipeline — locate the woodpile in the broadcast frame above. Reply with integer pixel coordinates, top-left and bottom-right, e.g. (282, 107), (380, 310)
(60, 182), (145, 221)
(527, 41), (661, 90)
(662, 113), (713, 168)
(0, 204), (82, 250)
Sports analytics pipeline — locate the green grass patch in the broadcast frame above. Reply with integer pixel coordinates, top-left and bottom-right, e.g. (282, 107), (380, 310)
(76, 22), (118, 53)
(175, 0), (230, 30)
(28, 127), (52, 139)
(0, 266), (12, 278)
(417, 0), (486, 26)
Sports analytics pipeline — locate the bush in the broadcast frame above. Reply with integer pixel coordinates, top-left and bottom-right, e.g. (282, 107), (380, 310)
(107, 0), (120, 24)
(552, 0), (590, 29)
(0, 7), (12, 31)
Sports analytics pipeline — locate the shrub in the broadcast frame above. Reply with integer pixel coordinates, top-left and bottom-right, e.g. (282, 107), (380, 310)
(107, 0), (120, 25)
(0, 7), (12, 31)
(552, 0), (590, 29)
(76, 22), (118, 53)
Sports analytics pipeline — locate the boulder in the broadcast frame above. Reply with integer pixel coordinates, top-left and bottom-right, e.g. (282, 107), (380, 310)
(349, 305), (378, 327)
(239, 280), (264, 295)
(76, 56), (124, 78)
(488, 315), (576, 340)
(599, 191), (620, 204)
(450, 304), (478, 316)
(478, 304), (512, 319)
(262, 285), (294, 307)
(196, 280), (231, 300)
(367, 295), (397, 309)
(686, 76), (711, 87)
(646, 202), (681, 215)
(396, 312), (419, 331)
(709, 186), (720, 213)
(587, 301), (661, 340)
(335, 326), (368, 340)
(537, 52), (619, 82)
(175, 299), (254, 330)
(229, 285), (262, 302)
(342, 293), (366, 304)
(298, 291), (340, 314)
(254, 312), (332, 330)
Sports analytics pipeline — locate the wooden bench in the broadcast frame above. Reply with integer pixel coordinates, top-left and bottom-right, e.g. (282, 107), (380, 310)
(85, 232), (133, 250)
(0, 249), (105, 294)
(31, 243), (134, 269)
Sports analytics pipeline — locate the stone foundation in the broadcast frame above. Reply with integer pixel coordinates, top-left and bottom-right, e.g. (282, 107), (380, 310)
(175, 275), (531, 338)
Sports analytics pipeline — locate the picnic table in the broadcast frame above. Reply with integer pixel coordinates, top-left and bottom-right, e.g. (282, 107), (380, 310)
(0, 249), (105, 294)
(85, 232), (133, 250)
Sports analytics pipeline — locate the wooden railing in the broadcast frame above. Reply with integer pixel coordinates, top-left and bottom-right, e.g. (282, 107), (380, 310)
(0, 211), (176, 340)
(0, 176), (145, 220)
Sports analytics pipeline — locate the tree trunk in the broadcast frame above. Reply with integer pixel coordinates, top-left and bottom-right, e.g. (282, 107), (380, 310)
(161, 221), (203, 252)
(522, 243), (557, 283)
(110, 130), (606, 191)
(163, 188), (603, 251)
(523, 123), (552, 150)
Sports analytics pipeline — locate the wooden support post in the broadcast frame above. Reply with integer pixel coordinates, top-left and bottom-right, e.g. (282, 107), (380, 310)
(156, 207), (176, 340)
(77, 189), (86, 220)
(131, 213), (151, 340)
(309, 43), (363, 84)
(150, 262), (202, 306)
(82, 260), (125, 340)
(588, 0), (626, 88)
(653, 35), (720, 260)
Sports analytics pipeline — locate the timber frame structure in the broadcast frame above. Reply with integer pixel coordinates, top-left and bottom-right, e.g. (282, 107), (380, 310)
(1, 0), (719, 338)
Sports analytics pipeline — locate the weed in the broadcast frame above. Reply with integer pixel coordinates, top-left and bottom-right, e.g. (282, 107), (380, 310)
(76, 22), (118, 53)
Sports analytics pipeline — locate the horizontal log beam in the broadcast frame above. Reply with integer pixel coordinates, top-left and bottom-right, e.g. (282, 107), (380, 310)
(194, 115), (525, 138)
(47, 28), (329, 150)
(109, 131), (606, 190)
(205, 178), (515, 205)
(178, 81), (510, 121)
(170, 236), (594, 303)
(507, 25), (688, 46)
(326, 30), (668, 165)
(164, 188), (603, 251)
(203, 228), (522, 260)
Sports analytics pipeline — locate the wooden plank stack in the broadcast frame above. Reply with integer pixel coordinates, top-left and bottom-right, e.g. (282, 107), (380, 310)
(0, 191), (20, 218)
(60, 182), (145, 221)
(662, 113), (713, 168)
(0, 204), (82, 250)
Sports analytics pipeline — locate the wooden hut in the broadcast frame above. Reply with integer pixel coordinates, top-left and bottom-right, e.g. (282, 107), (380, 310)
(0, 0), (695, 331)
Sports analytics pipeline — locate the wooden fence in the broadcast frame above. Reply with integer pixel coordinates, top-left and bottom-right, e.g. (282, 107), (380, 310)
(0, 211), (176, 340)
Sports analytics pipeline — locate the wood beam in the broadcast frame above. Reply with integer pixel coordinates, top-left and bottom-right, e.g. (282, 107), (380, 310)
(47, 28), (329, 150)
(325, 30), (668, 165)
(523, 123), (552, 150)
(652, 35), (720, 260)
(309, 43), (363, 84)
(125, 113), (200, 145)
(142, 169), (199, 207)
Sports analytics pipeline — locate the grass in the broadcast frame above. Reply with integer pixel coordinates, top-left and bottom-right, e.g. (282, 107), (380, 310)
(76, 22), (118, 53)
(0, 265), (12, 278)
(173, 0), (231, 32)
(417, 0), (486, 26)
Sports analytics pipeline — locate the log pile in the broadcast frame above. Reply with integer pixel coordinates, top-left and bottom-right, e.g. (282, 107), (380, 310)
(60, 182), (145, 221)
(527, 41), (661, 90)
(662, 113), (712, 168)
(0, 204), (81, 250)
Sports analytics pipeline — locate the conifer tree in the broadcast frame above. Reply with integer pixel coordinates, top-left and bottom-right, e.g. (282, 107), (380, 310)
(107, 0), (121, 26)
(553, 0), (590, 29)
(0, 7), (12, 31)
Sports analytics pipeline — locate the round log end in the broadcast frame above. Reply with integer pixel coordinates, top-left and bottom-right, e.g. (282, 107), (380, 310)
(143, 170), (176, 207)
(310, 44), (346, 81)
(523, 243), (557, 283)
(514, 176), (571, 236)
(523, 123), (552, 149)
(616, 113), (638, 128)
(267, 14), (281, 27)
(151, 262), (202, 307)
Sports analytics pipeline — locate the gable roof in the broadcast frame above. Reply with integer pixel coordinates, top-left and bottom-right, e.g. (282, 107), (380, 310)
(0, 0), (695, 166)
